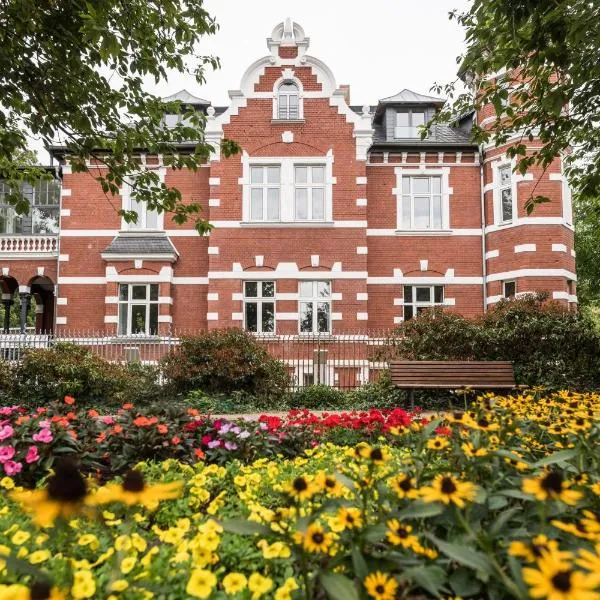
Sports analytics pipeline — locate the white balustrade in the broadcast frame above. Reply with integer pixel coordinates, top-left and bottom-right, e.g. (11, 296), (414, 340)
(0, 235), (58, 254)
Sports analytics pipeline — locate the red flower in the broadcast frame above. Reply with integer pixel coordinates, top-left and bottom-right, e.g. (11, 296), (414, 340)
(194, 448), (205, 460)
(96, 431), (106, 443)
(201, 435), (212, 446)
(111, 425), (123, 435)
(133, 416), (158, 427)
(88, 409), (99, 418)
(122, 403), (134, 410)
(157, 424), (168, 434)
(64, 396), (75, 405)
(171, 436), (181, 445)
(435, 425), (452, 437)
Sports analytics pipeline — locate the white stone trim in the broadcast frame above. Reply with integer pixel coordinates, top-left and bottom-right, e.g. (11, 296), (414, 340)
(211, 220), (367, 228)
(356, 246), (368, 255)
(331, 312), (343, 321)
(232, 292), (243, 301)
(393, 298), (404, 306)
(55, 316), (67, 325)
(443, 298), (456, 306)
(56, 297), (68, 306)
(486, 295), (504, 305)
(486, 268), (576, 282)
(356, 198), (367, 207)
(231, 312), (244, 321)
(104, 316), (119, 324)
(207, 312), (219, 321)
(105, 296), (119, 304)
(419, 259), (428, 272)
(485, 217), (573, 233)
(60, 189), (72, 197)
(552, 243), (567, 253)
(356, 176), (367, 185)
(571, 249), (576, 258)
(311, 255), (319, 267)
(58, 254), (69, 262)
(366, 228), (482, 237)
(208, 198), (220, 207)
(60, 209), (71, 217)
(393, 316), (404, 324)
(210, 269), (368, 280)
(275, 312), (299, 320)
(255, 255), (264, 267)
(276, 293), (299, 301)
(369, 275), (483, 285)
(209, 177), (220, 186)
(553, 291), (569, 300)
(207, 292), (219, 301)
(485, 249), (499, 259)
(356, 312), (368, 320)
(158, 296), (173, 304)
(514, 243), (536, 253)
(207, 246), (219, 255)
(57, 230), (120, 237)
(58, 277), (106, 284)
(171, 277), (209, 285)
(158, 315), (173, 323)
(356, 292), (368, 301)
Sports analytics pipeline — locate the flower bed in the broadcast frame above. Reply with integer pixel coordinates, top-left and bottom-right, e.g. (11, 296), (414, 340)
(0, 390), (599, 598)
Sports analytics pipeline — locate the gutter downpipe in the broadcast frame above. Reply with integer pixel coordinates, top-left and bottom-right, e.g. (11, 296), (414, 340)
(479, 144), (487, 312)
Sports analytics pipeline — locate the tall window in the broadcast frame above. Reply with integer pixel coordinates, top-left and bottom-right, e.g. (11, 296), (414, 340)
(498, 165), (513, 223)
(126, 175), (159, 230)
(503, 280), (516, 299)
(299, 281), (331, 333)
(250, 166), (280, 221)
(0, 180), (60, 234)
(244, 281), (275, 333)
(295, 166), (325, 221)
(118, 284), (159, 335)
(278, 81), (299, 119)
(403, 285), (444, 320)
(395, 110), (426, 138)
(400, 176), (443, 229)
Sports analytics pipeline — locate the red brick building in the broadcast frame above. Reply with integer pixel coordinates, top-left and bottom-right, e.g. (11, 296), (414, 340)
(0, 20), (576, 336)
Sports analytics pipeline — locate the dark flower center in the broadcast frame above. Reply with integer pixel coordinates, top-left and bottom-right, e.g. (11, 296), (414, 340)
(293, 477), (308, 492)
(440, 477), (457, 495)
(575, 418), (585, 426)
(531, 543), (545, 557)
(478, 418), (489, 428)
(346, 515), (354, 523)
(541, 471), (564, 494)
(30, 581), (52, 600)
(551, 571), (572, 592)
(399, 478), (412, 492)
(453, 412), (464, 420)
(47, 459), (87, 503)
(311, 532), (324, 544)
(376, 585), (385, 593)
(122, 470), (145, 492)
(370, 448), (383, 461)
(325, 478), (335, 488)
(397, 527), (408, 538)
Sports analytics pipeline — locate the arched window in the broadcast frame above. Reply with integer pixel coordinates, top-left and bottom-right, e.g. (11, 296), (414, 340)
(277, 81), (299, 119)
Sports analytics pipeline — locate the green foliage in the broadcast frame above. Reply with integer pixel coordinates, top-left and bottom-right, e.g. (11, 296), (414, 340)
(161, 328), (290, 401)
(432, 0), (600, 201)
(389, 295), (600, 390)
(0, 0), (239, 233)
(289, 384), (347, 410)
(574, 194), (600, 308)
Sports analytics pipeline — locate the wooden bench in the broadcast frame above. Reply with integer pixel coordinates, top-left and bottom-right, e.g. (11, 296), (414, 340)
(389, 360), (517, 409)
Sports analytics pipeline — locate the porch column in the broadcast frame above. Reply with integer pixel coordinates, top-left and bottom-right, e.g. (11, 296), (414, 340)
(18, 286), (31, 334)
(1, 294), (13, 333)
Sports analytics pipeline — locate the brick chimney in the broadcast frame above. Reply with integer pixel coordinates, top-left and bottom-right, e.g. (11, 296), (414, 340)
(339, 84), (351, 105)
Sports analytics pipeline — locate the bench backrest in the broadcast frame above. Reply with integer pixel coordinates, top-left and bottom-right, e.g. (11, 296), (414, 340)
(390, 360), (516, 389)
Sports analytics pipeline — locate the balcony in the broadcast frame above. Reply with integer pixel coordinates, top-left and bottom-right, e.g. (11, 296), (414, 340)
(0, 235), (59, 257)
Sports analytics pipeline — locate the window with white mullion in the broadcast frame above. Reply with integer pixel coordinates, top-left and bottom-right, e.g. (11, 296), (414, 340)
(278, 82), (300, 119)
(498, 165), (513, 223)
(400, 176), (443, 230)
(299, 281), (331, 333)
(295, 166), (326, 221)
(244, 281), (275, 333)
(403, 285), (444, 320)
(118, 283), (159, 335)
(126, 174), (159, 230)
(250, 166), (280, 221)
(395, 110), (426, 138)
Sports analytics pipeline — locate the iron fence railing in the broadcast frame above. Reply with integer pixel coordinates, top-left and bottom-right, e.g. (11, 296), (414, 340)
(0, 330), (398, 391)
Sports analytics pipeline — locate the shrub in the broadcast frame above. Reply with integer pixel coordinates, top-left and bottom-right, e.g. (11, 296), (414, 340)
(388, 294), (600, 389)
(289, 384), (348, 409)
(0, 359), (16, 404)
(161, 328), (290, 401)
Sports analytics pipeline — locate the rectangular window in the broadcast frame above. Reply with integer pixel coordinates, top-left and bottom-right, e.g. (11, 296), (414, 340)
(498, 165), (513, 223)
(295, 166), (326, 221)
(126, 175), (159, 230)
(395, 110), (426, 138)
(118, 284), (159, 335)
(243, 281), (275, 333)
(299, 281), (331, 333)
(0, 180), (60, 234)
(400, 176), (443, 229)
(403, 285), (444, 320)
(503, 280), (516, 299)
(250, 166), (281, 221)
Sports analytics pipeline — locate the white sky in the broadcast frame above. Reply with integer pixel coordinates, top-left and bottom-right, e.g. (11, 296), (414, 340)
(40, 0), (470, 162)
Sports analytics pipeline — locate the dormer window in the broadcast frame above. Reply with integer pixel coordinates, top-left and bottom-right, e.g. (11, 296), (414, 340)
(395, 110), (426, 138)
(278, 81), (300, 119)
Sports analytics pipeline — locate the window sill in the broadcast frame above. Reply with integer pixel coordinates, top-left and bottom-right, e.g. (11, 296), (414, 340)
(271, 119), (305, 124)
(240, 221), (334, 228)
(395, 229), (452, 236)
(118, 229), (166, 236)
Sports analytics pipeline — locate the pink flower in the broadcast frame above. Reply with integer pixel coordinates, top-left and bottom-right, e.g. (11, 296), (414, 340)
(32, 428), (53, 444)
(0, 425), (14, 441)
(25, 446), (40, 464)
(102, 416), (114, 426)
(4, 460), (22, 476)
(39, 419), (50, 429)
(0, 446), (15, 463)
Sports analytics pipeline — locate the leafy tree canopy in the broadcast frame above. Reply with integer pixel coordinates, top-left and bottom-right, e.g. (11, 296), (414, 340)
(432, 0), (600, 212)
(0, 0), (238, 233)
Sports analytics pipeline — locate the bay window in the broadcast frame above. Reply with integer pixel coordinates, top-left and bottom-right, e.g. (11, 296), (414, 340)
(498, 165), (513, 223)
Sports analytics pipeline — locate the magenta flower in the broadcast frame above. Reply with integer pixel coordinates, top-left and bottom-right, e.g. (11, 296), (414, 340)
(102, 416), (114, 425)
(4, 460), (22, 476)
(207, 440), (222, 449)
(25, 446), (40, 464)
(0, 425), (14, 441)
(0, 445), (15, 463)
(32, 428), (53, 444)
(224, 441), (238, 451)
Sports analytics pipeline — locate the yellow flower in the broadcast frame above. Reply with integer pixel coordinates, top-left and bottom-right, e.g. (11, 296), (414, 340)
(386, 520), (419, 549)
(187, 569), (217, 599)
(283, 475), (318, 502)
(71, 571), (96, 599)
(427, 437), (450, 451)
(331, 507), (363, 532)
(388, 473), (419, 500)
(248, 573), (273, 599)
(29, 550), (51, 564)
(420, 474), (477, 508)
(364, 572), (398, 600)
(509, 535), (570, 563)
(222, 572), (247, 595)
(257, 540), (291, 559)
(89, 470), (182, 510)
(11, 531), (31, 546)
(315, 472), (345, 497)
(355, 443), (389, 465)
(77, 534), (99, 551)
(114, 535), (132, 552)
(522, 471), (583, 505)
(110, 580), (129, 592)
(120, 556), (137, 574)
(461, 442), (488, 458)
(294, 523), (334, 554)
(1, 476), (15, 490)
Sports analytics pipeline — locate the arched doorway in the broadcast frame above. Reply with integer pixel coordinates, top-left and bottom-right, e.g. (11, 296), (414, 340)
(28, 276), (55, 333)
(0, 275), (19, 333)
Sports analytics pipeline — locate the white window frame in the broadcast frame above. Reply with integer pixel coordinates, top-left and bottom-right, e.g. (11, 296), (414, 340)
(503, 280), (516, 299)
(498, 164), (514, 224)
(393, 167), (451, 231)
(243, 281), (276, 333)
(120, 169), (165, 231)
(399, 175), (444, 230)
(298, 280), (332, 334)
(272, 72), (304, 120)
(117, 283), (160, 336)
(394, 110), (426, 138)
(294, 165), (326, 221)
(403, 285), (444, 320)
(492, 160), (517, 226)
(241, 152), (334, 223)
(249, 166), (281, 222)
(277, 82), (300, 120)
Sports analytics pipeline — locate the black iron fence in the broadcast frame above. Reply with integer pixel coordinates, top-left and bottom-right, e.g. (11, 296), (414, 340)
(0, 330), (397, 391)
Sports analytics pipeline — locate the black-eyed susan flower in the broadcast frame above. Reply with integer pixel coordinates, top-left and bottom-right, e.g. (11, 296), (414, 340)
(315, 472), (345, 497)
(354, 443), (389, 465)
(522, 471), (583, 505)
(364, 572), (398, 600)
(385, 519), (419, 549)
(294, 523), (334, 554)
(88, 470), (182, 509)
(461, 442), (488, 457)
(283, 475), (317, 502)
(388, 473), (419, 500)
(11, 459), (88, 528)
(5, 581), (66, 600)
(427, 437), (450, 451)
(576, 544), (600, 577)
(509, 535), (571, 563)
(331, 507), (363, 532)
(523, 553), (599, 600)
(581, 511), (600, 535)
(420, 474), (477, 508)
(551, 519), (600, 541)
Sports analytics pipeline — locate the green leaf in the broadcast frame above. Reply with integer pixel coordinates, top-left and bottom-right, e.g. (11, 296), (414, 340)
(497, 489), (533, 501)
(401, 566), (446, 598)
(422, 418), (443, 438)
(490, 506), (522, 536)
(427, 535), (494, 576)
(363, 523), (388, 542)
(351, 547), (368, 581)
(320, 572), (359, 600)
(532, 449), (578, 468)
(449, 567), (482, 597)
(397, 501), (444, 520)
(218, 519), (271, 536)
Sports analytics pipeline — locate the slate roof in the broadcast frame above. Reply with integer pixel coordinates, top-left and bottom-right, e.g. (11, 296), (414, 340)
(379, 89), (445, 106)
(103, 235), (179, 256)
(162, 89), (211, 105)
(371, 121), (475, 148)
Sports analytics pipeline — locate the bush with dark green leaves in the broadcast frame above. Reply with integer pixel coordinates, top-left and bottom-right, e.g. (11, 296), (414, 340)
(387, 294), (600, 390)
(161, 328), (290, 402)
